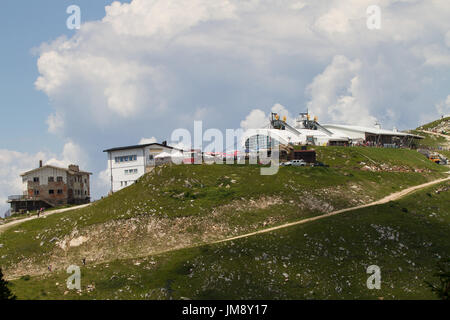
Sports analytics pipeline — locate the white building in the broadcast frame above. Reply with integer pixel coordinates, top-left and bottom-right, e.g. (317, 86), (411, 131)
(103, 142), (184, 193)
(242, 112), (349, 151)
(322, 123), (423, 146)
(242, 112), (423, 150)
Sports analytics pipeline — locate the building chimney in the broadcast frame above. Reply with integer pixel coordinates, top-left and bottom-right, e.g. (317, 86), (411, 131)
(162, 141), (167, 146)
(68, 164), (80, 172)
(39, 160), (43, 168)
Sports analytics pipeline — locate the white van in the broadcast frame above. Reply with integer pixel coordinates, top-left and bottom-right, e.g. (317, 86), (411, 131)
(291, 159), (307, 166)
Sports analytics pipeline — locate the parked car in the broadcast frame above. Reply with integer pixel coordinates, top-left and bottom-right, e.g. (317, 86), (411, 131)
(280, 161), (292, 166)
(291, 159), (307, 166)
(313, 162), (329, 167)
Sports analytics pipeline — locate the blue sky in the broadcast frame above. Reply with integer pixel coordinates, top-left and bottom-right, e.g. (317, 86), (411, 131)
(1, 0), (449, 216)
(0, 1), (123, 153)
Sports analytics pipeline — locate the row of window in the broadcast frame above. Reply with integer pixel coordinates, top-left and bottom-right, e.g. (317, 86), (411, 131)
(48, 189), (64, 195)
(69, 177), (87, 184)
(120, 181), (135, 187)
(32, 176), (87, 184)
(34, 189), (62, 196)
(115, 155), (137, 163)
(33, 189), (87, 196)
(124, 169), (138, 175)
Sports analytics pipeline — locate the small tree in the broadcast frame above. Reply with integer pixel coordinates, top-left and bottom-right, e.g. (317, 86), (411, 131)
(426, 259), (450, 300)
(0, 268), (16, 300)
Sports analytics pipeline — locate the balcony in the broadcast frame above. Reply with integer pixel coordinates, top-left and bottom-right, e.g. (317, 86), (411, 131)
(8, 195), (26, 201)
(7, 195), (40, 202)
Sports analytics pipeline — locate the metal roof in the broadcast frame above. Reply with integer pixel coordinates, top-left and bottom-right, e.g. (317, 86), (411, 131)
(20, 165), (92, 177)
(322, 124), (424, 139)
(103, 143), (183, 153)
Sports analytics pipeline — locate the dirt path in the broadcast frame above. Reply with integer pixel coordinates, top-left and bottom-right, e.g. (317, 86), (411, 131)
(213, 176), (450, 244)
(418, 130), (450, 140)
(4, 176), (450, 281)
(0, 203), (92, 234)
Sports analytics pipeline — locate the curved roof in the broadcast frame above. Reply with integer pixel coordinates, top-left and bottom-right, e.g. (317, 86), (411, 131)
(241, 129), (302, 145)
(241, 128), (349, 146)
(322, 124), (424, 139)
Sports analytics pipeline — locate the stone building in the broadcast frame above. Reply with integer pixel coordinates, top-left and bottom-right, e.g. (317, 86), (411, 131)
(7, 161), (91, 214)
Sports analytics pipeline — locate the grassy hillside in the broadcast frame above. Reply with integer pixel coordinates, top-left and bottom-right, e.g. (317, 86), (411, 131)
(0, 147), (448, 297)
(8, 180), (450, 300)
(410, 130), (449, 149)
(418, 116), (450, 135)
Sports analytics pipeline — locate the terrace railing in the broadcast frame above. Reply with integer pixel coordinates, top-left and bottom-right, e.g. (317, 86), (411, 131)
(8, 195), (26, 201)
(7, 195), (41, 201)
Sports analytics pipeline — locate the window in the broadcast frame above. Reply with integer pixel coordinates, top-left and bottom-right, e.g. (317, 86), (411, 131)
(34, 190), (39, 196)
(48, 177), (54, 183)
(125, 169), (138, 175)
(115, 155), (137, 163)
(33, 177), (39, 183)
(57, 189), (63, 194)
(49, 190), (54, 195)
(57, 176), (63, 182)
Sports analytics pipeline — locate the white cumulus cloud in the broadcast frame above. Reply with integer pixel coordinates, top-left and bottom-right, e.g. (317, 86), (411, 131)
(306, 55), (376, 126)
(25, 0), (450, 201)
(435, 95), (450, 117)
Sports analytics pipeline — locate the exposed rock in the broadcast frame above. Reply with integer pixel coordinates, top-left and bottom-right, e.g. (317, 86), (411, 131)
(69, 236), (89, 248)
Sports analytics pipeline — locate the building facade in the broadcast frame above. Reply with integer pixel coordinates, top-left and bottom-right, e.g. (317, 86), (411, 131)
(7, 162), (91, 214)
(242, 112), (423, 150)
(103, 142), (183, 193)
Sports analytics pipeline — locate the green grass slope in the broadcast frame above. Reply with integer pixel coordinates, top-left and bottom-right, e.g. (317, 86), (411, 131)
(410, 130), (449, 149)
(418, 116), (450, 134)
(0, 147), (447, 283)
(9, 181), (450, 300)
